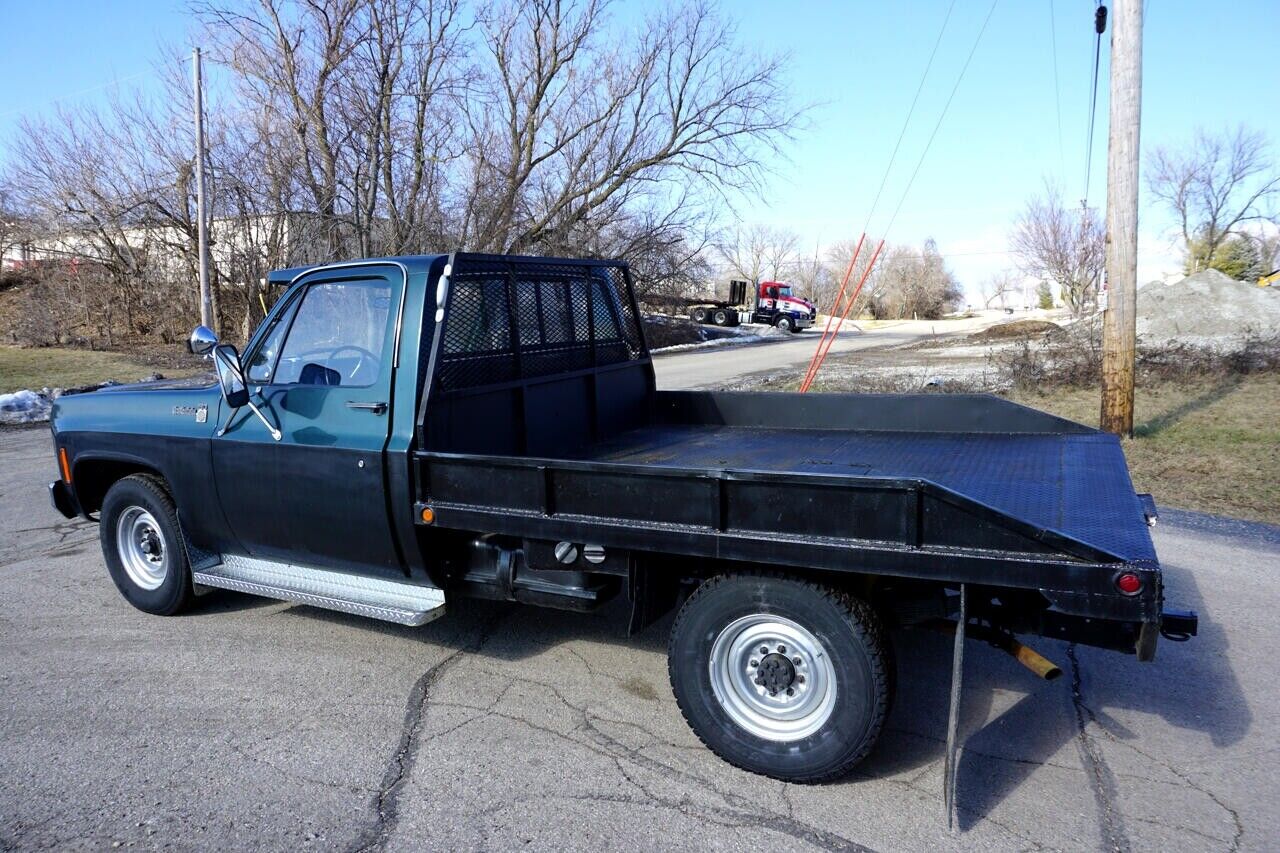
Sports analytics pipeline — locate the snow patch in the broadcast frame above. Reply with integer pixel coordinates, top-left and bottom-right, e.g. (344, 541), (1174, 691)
(0, 389), (53, 425)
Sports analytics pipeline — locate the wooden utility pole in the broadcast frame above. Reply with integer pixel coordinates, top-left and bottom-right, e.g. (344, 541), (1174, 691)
(193, 47), (213, 332)
(1100, 0), (1142, 435)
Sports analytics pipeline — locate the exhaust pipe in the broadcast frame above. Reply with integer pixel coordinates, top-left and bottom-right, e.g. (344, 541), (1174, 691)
(931, 621), (1063, 681)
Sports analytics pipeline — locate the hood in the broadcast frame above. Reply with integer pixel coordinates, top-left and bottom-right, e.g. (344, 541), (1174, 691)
(779, 295), (815, 313)
(75, 373), (217, 395)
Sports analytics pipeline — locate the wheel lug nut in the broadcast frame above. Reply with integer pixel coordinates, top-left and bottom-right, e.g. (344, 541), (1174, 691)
(777, 645), (786, 653)
(786, 687), (794, 696)
(760, 646), (769, 655)
(749, 659), (758, 667)
(792, 656), (802, 666)
(796, 675), (805, 684)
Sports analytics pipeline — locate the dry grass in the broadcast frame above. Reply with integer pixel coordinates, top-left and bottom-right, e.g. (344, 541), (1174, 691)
(1011, 374), (1280, 526)
(0, 346), (202, 394)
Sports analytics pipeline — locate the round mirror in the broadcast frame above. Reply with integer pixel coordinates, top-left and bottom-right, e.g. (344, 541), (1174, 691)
(188, 325), (219, 356)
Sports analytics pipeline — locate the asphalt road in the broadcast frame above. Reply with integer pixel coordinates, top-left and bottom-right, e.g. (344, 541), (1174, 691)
(2, 427), (1277, 850)
(650, 318), (990, 389)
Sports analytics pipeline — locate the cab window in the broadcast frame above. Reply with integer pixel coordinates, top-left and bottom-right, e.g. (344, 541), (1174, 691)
(269, 280), (393, 387)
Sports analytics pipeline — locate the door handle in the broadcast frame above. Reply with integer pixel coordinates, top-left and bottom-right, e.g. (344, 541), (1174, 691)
(346, 401), (388, 415)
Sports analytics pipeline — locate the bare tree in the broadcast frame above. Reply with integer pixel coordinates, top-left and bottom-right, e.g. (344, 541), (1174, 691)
(1148, 126), (1280, 272)
(1011, 182), (1103, 317)
(2, 0), (800, 349)
(868, 239), (962, 320)
(980, 270), (1018, 309)
(460, 0), (797, 255)
(717, 224), (799, 283)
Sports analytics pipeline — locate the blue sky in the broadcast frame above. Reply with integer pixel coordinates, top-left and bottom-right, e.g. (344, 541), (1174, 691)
(1, 1), (1277, 298)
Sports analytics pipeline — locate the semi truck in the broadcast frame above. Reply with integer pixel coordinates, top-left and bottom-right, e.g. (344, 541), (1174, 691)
(48, 253), (1195, 785)
(688, 278), (817, 332)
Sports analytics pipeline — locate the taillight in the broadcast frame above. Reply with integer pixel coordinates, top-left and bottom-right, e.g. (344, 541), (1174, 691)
(1115, 572), (1142, 595)
(58, 447), (72, 484)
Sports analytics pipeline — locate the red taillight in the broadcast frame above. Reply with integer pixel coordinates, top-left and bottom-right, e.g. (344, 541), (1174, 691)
(1115, 572), (1142, 595)
(58, 447), (72, 484)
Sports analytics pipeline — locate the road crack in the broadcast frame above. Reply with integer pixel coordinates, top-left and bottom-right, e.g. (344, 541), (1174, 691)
(345, 608), (509, 853)
(1067, 644), (1131, 853)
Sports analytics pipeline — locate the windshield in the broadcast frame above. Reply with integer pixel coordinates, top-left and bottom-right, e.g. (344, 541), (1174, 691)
(775, 286), (792, 298)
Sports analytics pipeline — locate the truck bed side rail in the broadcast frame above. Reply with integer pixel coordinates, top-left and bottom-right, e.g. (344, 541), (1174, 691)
(413, 450), (1160, 623)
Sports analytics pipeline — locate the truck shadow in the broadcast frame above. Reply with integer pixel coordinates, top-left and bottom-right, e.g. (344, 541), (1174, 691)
(861, 559), (1248, 831)
(245, 557), (1245, 834)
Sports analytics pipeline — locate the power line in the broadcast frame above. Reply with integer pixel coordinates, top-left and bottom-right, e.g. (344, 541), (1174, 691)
(860, 0), (958, 237)
(1049, 0), (1064, 171)
(883, 0), (1000, 237)
(1083, 2), (1108, 206)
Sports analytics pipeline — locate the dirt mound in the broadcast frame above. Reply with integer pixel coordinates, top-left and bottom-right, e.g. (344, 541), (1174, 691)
(1138, 269), (1280, 345)
(969, 319), (1064, 342)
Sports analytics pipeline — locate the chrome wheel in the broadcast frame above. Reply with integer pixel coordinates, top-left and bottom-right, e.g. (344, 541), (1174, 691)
(115, 507), (168, 591)
(708, 614), (837, 742)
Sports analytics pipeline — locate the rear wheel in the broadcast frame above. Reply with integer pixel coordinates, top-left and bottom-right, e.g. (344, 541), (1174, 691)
(100, 474), (194, 616)
(712, 308), (730, 326)
(668, 574), (891, 782)
(690, 307), (710, 324)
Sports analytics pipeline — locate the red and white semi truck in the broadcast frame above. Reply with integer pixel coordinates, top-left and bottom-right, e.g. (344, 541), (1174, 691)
(688, 279), (817, 333)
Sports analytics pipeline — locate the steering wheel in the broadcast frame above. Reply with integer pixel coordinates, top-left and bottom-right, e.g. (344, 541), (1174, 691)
(327, 345), (381, 383)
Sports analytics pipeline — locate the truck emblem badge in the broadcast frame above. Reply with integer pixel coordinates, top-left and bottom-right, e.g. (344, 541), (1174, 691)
(172, 404), (208, 423)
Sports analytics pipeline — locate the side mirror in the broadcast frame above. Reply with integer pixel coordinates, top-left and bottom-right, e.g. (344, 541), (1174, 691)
(189, 325), (218, 356)
(211, 344), (250, 408)
(212, 343), (281, 441)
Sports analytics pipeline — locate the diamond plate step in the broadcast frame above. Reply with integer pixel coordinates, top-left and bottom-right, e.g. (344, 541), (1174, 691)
(194, 555), (446, 626)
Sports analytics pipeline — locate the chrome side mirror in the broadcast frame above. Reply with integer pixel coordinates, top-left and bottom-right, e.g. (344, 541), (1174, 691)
(212, 343), (281, 441)
(188, 325), (218, 356)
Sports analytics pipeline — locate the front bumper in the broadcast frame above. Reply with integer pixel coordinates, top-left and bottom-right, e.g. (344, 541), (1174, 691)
(49, 480), (80, 519)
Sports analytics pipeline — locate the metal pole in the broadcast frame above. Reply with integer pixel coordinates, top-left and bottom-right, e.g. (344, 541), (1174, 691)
(1100, 0), (1142, 436)
(193, 47), (212, 332)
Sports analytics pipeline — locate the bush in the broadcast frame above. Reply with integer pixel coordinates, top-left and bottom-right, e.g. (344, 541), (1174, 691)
(991, 319), (1280, 391)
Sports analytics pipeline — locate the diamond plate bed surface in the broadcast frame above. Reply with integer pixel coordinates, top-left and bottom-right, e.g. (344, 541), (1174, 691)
(584, 425), (1157, 564)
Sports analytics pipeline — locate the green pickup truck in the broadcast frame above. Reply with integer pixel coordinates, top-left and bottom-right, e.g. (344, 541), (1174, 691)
(48, 252), (1195, 784)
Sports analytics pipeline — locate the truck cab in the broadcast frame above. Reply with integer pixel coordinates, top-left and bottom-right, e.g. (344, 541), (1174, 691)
(755, 280), (816, 330)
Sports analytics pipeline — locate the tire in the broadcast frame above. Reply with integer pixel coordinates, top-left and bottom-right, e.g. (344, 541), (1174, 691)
(668, 573), (891, 783)
(99, 474), (195, 616)
(691, 307), (710, 324)
(776, 316), (794, 333)
(712, 309), (730, 326)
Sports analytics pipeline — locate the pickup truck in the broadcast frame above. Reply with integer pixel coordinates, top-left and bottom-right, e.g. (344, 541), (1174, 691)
(48, 253), (1197, 784)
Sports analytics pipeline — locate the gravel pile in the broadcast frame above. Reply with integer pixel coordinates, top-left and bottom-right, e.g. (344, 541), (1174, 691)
(1137, 269), (1280, 346)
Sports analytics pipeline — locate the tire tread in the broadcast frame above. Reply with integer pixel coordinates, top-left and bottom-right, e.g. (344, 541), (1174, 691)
(667, 571), (891, 783)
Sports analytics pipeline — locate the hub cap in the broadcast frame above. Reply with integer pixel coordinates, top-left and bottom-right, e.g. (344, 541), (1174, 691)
(115, 507), (168, 591)
(708, 614), (837, 742)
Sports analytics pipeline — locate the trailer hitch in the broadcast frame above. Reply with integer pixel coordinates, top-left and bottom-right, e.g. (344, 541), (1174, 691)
(1160, 608), (1198, 642)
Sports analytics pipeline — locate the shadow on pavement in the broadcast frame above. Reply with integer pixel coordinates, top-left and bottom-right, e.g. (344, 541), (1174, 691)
(204, 558), (1248, 835)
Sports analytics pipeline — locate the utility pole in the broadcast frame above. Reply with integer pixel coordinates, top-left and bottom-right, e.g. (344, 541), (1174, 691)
(193, 47), (213, 332)
(1100, 0), (1142, 435)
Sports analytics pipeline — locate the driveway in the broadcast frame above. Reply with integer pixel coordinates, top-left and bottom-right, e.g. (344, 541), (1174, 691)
(0, 426), (1275, 850)
(651, 315), (1002, 389)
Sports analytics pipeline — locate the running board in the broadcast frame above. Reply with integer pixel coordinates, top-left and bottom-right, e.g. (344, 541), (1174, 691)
(193, 555), (446, 627)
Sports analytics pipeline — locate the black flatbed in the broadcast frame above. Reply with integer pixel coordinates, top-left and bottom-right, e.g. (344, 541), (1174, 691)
(583, 423), (1156, 566)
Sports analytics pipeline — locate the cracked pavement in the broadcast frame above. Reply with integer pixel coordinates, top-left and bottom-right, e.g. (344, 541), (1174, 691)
(2, 427), (1276, 851)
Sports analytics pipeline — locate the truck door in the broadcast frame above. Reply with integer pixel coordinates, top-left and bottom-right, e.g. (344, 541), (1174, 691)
(211, 264), (405, 578)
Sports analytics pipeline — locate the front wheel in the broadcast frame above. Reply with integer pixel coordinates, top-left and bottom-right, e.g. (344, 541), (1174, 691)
(668, 574), (891, 782)
(100, 474), (194, 616)
(775, 316), (794, 333)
